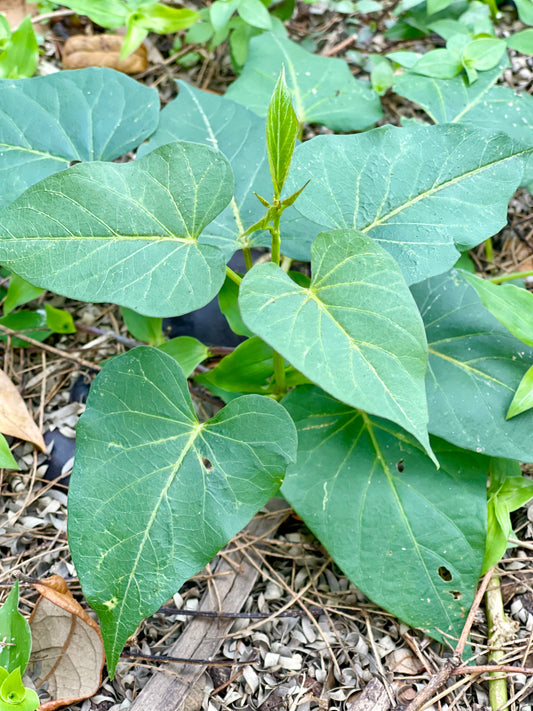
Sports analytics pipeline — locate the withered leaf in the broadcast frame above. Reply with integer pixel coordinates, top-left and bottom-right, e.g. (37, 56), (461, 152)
(62, 35), (148, 73)
(0, 370), (46, 451)
(28, 575), (104, 711)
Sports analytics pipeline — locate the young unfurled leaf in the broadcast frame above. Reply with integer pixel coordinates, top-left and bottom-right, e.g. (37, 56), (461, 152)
(3, 276), (43, 316)
(157, 336), (211, 376)
(121, 307), (164, 346)
(0, 434), (18, 470)
(266, 68), (299, 197)
(0, 667), (39, 711)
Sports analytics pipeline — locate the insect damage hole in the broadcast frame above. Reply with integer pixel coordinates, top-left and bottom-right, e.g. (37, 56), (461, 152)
(202, 457), (213, 471)
(448, 590), (462, 600)
(438, 566), (453, 582)
(396, 459), (404, 473)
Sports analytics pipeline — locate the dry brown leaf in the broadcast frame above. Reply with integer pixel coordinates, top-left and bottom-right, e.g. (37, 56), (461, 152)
(62, 34), (148, 73)
(28, 575), (104, 711)
(0, 0), (37, 28)
(386, 648), (423, 675)
(0, 370), (46, 451)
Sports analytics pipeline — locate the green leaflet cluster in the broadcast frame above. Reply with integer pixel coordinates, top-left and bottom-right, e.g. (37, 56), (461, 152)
(0, 59), (532, 676)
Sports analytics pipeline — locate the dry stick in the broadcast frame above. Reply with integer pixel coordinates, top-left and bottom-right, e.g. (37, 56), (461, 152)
(405, 567), (495, 711)
(121, 650), (256, 667)
(0, 324), (102, 371)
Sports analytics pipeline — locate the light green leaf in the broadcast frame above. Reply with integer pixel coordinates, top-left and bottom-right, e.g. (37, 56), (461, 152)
(411, 48), (462, 79)
(266, 68), (299, 197)
(195, 336), (308, 398)
(218, 275), (254, 338)
(371, 58), (394, 95)
(68, 346), (297, 676)
(3, 275), (43, 316)
(44, 304), (76, 334)
(0, 311), (51, 347)
(507, 28), (533, 53)
(0, 582), (31, 674)
(0, 142), (233, 317)
(515, 0), (533, 25)
(412, 270), (533, 461)
(281, 386), (488, 642)
(121, 307), (163, 345)
(428, 19), (470, 40)
(239, 230), (433, 455)
(460, 272), (533, 346)
(461, 38), (506, 71)
(157, 336), (210, 376)
(0, 17), (38, 79)
(237, 0), (272, 28)
(225, 33), (382, 131)
(137, 81), (272, 257)
(210, 0), (238, 30)
(287, 124), (527, 283)
(427, 0), (456, 15)
(0, 667), (39, 711)
(0, 68), (159, 209)
(57, 0), (128, 27)
(133, 4), (200, 32)
(385, 50), (421, 67)
(120, 16), (149, 59)
(0, 434), (18, 470)
(507, 365), (533, 419)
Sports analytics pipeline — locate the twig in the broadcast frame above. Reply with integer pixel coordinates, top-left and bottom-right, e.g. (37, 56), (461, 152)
(122, 650), (256, 667)
(0, 324), (101, 371)
(485, 572), (517, 709)
(31, 8), (76, 24)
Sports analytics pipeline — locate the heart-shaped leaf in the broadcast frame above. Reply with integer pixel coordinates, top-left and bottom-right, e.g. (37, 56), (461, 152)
(394, 64), (533, 186)
(287, 124), (529, 282)
(137, 81), (272, 258)
(68, 347), (297, 676)
(225, 33), (383, 131)
(0, 142), (233, 317)
(0, 68), (159, 209)
(281, 386), (488, 642)
(239, 229), (433, 455)
(412, 270), (533, 461)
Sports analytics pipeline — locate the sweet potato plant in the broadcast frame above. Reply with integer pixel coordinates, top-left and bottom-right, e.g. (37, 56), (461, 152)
(0, 29), (532, 675)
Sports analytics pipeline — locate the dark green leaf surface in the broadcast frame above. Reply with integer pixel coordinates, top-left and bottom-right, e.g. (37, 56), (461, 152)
(281, 386), (487, 641)
(68, 347), (297, 676)
(413, 271), (533, 461)
(137, 81), (273, 257)
(287, 125), (528, 283)
(239, 230), (433, 454)
(0, 582), (31, 674)
(393, 65), (533, 186)
(225, 33), (383, 131)
(0, 68), (159, 208)
(0, 142), (233, 317)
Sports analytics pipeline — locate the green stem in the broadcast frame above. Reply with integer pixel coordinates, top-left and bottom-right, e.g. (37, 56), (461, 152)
(485, 572), (515, 710)
(226, 266), (242, 286)
(270, 209), (282, 266)
(272, 351), (286, 395)
(243, 247), (253, 271)
(489, 270), (533, 284)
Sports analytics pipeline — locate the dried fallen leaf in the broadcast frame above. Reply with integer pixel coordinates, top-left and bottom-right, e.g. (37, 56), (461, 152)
(386, 648), (423, 675)
(0, 370), (46, 451)
(62, 34), (148, 73)
(0, 0), (37, 28)
(28, 575), (104, 711)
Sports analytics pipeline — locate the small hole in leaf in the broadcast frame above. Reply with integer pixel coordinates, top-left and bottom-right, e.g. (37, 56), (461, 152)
(396, 459), (404, 473)
(202, 457), (213, 471)
(438, 566), (453, 582)
(448, 590), (462, 600)
(68, 159), (82, 167)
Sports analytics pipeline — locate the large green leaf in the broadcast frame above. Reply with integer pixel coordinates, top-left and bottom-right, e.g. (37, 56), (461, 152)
(287, 124), (529, 282)
(68, 346), (297, 676)
(0, 582), (31, 674)
(137, 81), (271, 257)
(225, 33), (383, 131)
(0, 68), (159, 209)
(281, 386), (488, 642)
(0, 142), (233, 317)
(413, 270), (533, 461)
(394, 65), (533, 186)
(239, 229), (433, 455)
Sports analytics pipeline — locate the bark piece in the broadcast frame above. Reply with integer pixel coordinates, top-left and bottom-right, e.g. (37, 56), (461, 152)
(62, 34), (148, 73)
(129, 499), (288, 711)
(347, 678), (392, 711)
